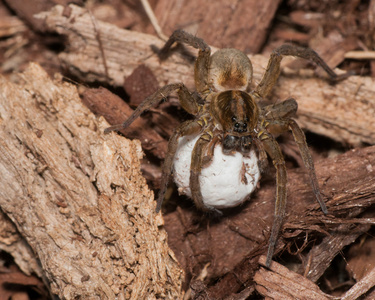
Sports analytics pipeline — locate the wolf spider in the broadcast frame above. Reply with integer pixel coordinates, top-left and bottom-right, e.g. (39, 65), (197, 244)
(105, 30), (346, 267)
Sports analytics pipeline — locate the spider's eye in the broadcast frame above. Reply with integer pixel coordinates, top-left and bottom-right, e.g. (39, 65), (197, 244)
(231, 116), (237, 122)
(233, 121), (247, 133)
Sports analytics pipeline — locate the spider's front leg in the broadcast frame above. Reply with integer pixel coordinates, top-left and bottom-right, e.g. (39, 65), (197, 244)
(189, 132), (223, 215)
(156, 120), (202, 212)
(259, 132), (287, 267)
(254, 44), (348, 99)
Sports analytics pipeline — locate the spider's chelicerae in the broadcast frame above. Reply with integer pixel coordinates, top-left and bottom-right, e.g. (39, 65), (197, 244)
(105, 30), (347, 267)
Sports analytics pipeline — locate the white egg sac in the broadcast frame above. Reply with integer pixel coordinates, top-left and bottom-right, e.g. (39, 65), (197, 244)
(173, 134), (260, 209)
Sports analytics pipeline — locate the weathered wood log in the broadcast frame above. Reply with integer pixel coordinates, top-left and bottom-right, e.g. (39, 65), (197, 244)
(35, 4), (375, 146)
(0, 63), (183, 299)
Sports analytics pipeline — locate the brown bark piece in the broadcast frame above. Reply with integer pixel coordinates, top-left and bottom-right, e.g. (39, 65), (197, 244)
(124, 64), (160, 107)
(81, 87), (168, 160)
(36, 4), (375, 146)
(0, 63), (183, 299)
(346, 236), (375, 282)
(0, 211), (43, 279)
(3, 0), (76, 31)
(299, 224), (371, 283)
(284, 146), (375, 282)
(0, 264), (46, 299)
(254, 256), (333, 299)
(341, 264), (375, 300)
(150, 0), (282, 53)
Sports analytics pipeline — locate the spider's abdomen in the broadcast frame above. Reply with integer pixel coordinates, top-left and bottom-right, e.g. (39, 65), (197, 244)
(208, 49), (253, 92)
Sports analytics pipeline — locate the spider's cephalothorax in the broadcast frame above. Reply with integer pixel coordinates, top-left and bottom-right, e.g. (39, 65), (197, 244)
(211, 89), (258, 154)
(208, 49), (259, 154)
(104, 30), (347, 267)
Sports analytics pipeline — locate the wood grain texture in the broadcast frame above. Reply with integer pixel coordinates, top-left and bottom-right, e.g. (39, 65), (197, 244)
(36, 4), (375, 146)
(254, 256), (333, 300)
(149, 0), (282, 53)
(0, 63), (183, 299)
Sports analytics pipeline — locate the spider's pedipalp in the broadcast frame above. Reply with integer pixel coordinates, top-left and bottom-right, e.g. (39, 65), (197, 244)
(189, 133), (216, 212)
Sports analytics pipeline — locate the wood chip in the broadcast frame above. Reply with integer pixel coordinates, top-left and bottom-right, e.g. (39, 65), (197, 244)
(254, 255), (335, 299)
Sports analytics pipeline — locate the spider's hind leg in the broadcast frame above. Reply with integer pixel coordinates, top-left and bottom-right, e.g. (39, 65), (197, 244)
(159, 29), (210, 59)
(159, 29), (211, 94)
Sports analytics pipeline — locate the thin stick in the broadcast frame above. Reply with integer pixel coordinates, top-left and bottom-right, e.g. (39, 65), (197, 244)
(88, 10), (109, 80)
(344, 51), (375, 60)
(140, 0), (168, 41)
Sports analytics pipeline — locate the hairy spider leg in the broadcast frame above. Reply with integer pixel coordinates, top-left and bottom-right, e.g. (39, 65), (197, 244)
(104, 83), (198, 133)
(261, 98), (298, 120)
(159, 29), (211, 94)
(259, 132), (288, 268)
(253, 98), (298, 174)
(189, 132), (223, 215)
(156, 120), (202, 212)
(254, 44), (343, 99)
(287, 120), (328, 214)
(263, 99), (328, 214)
